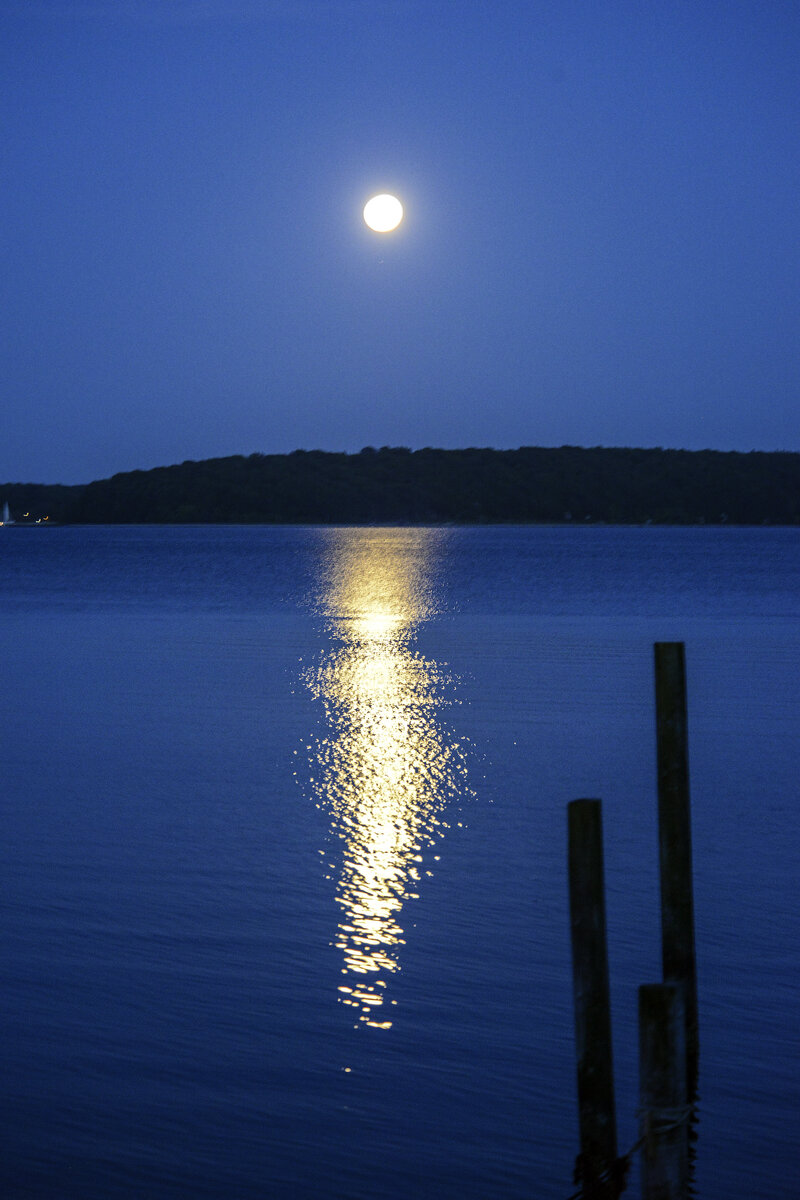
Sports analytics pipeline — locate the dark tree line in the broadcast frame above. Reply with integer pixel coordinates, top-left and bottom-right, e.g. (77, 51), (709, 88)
(3, 445), (800, 525)
(0, 482), (78, 524)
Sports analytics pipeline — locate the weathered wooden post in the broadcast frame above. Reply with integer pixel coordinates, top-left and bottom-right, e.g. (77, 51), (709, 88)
(653, 643), (698, 1092)
(568, 799), (618, 1191)
(639, 983), (689, 1199)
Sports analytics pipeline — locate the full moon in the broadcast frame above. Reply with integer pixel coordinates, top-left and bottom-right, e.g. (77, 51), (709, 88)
(363, 193), (403, 232)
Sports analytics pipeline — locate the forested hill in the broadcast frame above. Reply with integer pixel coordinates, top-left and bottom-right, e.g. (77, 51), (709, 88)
(4, 445), (800, 525)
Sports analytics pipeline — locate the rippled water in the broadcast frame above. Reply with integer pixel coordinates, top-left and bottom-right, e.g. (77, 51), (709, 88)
(304, 531), (473, 1028)
(1, 525), (798, 1198)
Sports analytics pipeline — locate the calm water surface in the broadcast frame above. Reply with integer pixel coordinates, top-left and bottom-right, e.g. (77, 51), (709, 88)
(1, 525), (799, 1198)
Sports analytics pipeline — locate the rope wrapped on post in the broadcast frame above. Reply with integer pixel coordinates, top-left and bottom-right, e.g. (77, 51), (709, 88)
(565, 1101), (696, 1200)
(639, 1102), (695, 1148)
(567, 1144), (636, 1200)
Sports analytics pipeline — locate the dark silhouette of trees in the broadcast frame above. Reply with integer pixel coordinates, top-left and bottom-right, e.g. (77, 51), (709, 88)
(3, 445), (800, 525)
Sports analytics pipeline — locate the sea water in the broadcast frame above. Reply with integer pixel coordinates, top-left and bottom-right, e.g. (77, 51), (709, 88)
(1, 525), (798, 1198)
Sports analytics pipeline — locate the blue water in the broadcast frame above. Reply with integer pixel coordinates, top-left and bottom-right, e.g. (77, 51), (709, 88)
(1, 525), (798, 1198)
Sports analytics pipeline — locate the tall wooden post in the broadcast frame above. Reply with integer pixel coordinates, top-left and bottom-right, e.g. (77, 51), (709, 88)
(653, 643), (698, 1092)
(568, 799), (617, 1186)
(639, 983), (688, 1199)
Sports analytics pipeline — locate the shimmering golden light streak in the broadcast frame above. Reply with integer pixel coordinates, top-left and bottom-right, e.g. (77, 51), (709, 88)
(305, 529), (471, 1028)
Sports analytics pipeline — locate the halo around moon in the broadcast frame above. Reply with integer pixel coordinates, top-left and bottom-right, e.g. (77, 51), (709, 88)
(363, 194), (403, 233)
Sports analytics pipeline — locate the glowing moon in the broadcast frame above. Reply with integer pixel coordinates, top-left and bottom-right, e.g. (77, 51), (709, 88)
(363, 193), (403, 232)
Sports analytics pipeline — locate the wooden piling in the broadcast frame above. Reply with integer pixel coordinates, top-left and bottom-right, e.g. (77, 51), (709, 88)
(568, 799), (617, 1183)
(639, 983), (689, 1200)
(653, 642), (698, 1091)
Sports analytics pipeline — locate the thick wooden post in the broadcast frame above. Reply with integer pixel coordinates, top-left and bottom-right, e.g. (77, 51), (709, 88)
(568, 799), (617, 1184)
(654, 643), (698, 1092)
(639, 984), (688, 1199)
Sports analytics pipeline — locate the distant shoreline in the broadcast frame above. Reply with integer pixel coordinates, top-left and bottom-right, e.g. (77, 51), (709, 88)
(3, 444), (800, 526)
(6, 519), (799, 529)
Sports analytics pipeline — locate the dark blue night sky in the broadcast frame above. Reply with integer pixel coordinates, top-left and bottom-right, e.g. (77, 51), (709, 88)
(3, 1), (798, 483)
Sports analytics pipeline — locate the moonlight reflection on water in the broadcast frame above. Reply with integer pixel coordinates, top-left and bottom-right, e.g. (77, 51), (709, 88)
(304, 529), (474, 1028)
